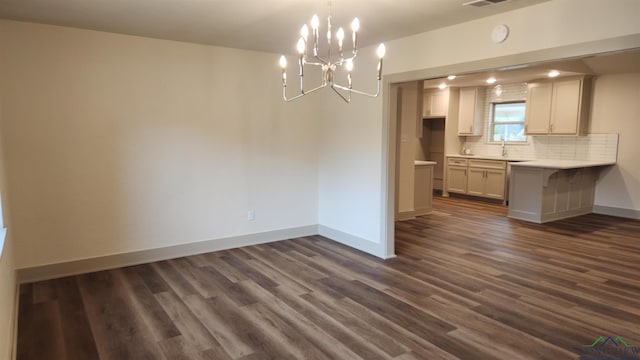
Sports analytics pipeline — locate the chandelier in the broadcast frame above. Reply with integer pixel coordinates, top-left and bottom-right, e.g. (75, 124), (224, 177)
(279, 1), (386, 103)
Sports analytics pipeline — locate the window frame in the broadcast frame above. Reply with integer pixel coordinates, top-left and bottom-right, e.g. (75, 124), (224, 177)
(488, 100), (528, 144)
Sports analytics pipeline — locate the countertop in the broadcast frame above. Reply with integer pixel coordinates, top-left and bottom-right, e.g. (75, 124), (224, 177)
(447, 154), (616, 169)
(508, 159), (616, 169)
(414, 160), (437, 166)
(447, 154), (532, 162)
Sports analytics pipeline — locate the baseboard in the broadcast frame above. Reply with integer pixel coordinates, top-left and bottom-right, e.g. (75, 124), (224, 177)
(396, 211), (416, 221)
(593, 205), (640, 220)
(318, 225), (388, 259)
(17, 225), (318, 283)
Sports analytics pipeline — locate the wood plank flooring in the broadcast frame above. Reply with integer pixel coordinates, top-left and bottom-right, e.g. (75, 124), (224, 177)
(17, 196), (640, 359)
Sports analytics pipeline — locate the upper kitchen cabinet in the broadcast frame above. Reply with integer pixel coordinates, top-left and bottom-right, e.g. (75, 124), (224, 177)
(525, 76), (592, 136)
(457, 87), (484, 136)
(423, 88), (449, 118)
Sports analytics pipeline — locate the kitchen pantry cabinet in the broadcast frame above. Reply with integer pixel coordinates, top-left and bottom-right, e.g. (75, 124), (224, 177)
(457, 87), (484, 136)
(423, 89), (448, 118)
(446, 157), (507, 200)
(525, 76), (592, 136)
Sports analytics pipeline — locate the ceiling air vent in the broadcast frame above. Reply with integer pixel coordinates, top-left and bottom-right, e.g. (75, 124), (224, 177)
(463, 0), (510, 7)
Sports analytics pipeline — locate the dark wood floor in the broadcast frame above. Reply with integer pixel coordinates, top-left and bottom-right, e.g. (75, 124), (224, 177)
(17, 196), (640, 359)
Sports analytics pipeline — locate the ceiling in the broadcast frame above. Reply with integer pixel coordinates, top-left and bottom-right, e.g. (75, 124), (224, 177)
(0, 0), (549, 54)
(423, 48), (640, 89)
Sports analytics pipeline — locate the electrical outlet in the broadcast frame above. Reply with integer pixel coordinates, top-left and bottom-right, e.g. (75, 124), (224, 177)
(247, 210), (255, 221)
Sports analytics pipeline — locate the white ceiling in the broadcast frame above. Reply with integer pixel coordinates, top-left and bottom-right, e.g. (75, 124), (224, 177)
(0, 0), (549, 54)
(423, 48), (640, 89)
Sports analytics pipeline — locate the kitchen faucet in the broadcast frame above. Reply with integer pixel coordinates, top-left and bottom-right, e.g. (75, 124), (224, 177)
(501, 139), (508, 157)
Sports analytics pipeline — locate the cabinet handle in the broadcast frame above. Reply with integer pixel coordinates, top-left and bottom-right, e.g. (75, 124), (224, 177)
(469, 125), (473, 132)
(550, 123), (553, 132)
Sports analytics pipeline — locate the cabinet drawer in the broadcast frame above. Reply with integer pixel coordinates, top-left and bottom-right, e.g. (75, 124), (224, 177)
(447, 157), (468, 166)
(468, 159), (506, 169)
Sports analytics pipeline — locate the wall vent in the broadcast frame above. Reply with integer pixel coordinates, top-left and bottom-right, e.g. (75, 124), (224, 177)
(463, 0), (510, 7)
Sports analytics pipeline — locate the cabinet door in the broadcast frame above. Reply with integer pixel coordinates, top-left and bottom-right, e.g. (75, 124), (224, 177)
(458, 87), (477, 135)
(447, 166), (467, 193)
(430, 92), (448, 117)
(484, 169), (506, 200)
(423, 91), (448, 118)
(467, 168), (486, 196)
(525, 82), (552, 134)
(422, 92), (431, 118)
(550, 78), (581, 134)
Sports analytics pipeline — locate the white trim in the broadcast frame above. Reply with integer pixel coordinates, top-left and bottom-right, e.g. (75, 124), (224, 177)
(593, 205), (640, 220)
(0, 228), (6, 261)
(318, 225), (393, 259)
(17, 225), (318, 283)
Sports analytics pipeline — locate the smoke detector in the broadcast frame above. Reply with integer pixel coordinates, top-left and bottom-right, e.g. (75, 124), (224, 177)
(463, 0), (511, 7)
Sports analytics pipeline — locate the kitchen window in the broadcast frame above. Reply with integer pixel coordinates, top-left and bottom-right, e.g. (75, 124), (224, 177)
(490, 101), (527, 143)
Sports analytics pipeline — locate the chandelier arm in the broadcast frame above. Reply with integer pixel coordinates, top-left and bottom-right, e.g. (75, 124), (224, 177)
(330, 84), (351, 103)
(313, 55), (329, 64)
(332, 80), (380, 98)
(304, 61), (326, 67)
(283, 90), (305, 102)
(283, 83), (327, 102)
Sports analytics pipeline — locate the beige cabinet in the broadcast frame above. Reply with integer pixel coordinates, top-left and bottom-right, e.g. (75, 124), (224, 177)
(466, 168), (487, 196)
(466, 159), (506, 200)
(457, 87), (484, 136)
(524, 82), (553, 134)
(509, 165), (599, 223)
(525, 76), (592, 135)
(446, 157), (507, 200)
(414, 164), (434, 216)
(423, 89), (448, 118)
(446, 157), (468, 194)
(484, 169), (507, 199)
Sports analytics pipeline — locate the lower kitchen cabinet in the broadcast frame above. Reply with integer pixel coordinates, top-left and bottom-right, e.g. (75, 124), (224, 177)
(414, 163), (434, 216)
(446, 157), (507, 201)
(446, 158), (468, 194)
(508, 165), (599, 223)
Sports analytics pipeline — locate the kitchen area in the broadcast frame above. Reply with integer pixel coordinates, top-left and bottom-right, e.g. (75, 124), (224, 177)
(393, 50), (637, 224)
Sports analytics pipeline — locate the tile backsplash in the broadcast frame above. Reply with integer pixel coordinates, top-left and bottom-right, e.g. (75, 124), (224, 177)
(464, 133), (619, 162)
(462, 81), (619, 162)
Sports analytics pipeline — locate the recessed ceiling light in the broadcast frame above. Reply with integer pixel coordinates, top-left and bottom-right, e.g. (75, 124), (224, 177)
(486, 77), (497, 84)
(447, 75), (456, 80)
(548, 70), (560, 78)
(438, 83), (447, 89)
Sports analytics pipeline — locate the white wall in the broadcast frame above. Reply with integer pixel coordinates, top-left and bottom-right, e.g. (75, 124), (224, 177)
(318, 0), (640, 258)
(590, 73), (640, 213)
(385, 0), (640, 75)
(0, 20), (321, 269)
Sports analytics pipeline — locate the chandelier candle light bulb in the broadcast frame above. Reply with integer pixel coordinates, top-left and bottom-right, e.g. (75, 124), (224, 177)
(336, 27), (345, 56)
(279, 5), (385, 103)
